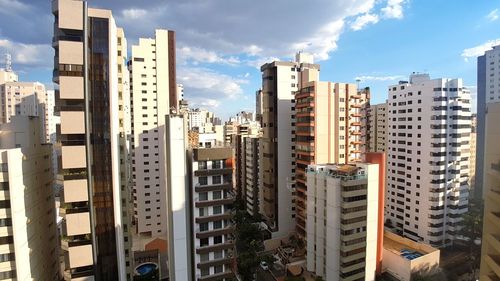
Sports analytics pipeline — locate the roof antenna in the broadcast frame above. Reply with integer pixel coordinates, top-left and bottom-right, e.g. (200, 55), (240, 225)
(4, 54), (12, 72)
(356, 78), (361, 89)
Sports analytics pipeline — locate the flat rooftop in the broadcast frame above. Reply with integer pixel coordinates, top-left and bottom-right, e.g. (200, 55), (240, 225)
(384, 231), (439, 260)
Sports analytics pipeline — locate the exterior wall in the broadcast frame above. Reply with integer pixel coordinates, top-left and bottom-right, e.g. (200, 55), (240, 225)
(260, 56), (319, 238)
(0, 116), (59, 281)
(386, 74), (471, 247)
(130, 29), (175, 236)
(306, 163), (380, 281)
(192, 147), (235, 281)
(479, 102), (500, 280)
(165, 115), (192, 281)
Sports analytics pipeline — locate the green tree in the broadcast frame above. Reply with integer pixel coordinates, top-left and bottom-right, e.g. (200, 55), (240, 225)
(457, 198), (483, 273)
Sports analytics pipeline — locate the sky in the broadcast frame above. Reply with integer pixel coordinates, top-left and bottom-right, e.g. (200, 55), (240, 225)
(0, 0), (499, 120)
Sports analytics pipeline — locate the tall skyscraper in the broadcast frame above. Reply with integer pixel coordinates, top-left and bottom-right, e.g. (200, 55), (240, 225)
(367, 102), (388, 152)
(479, 102), (500, 280)
(259, 52), (319, 238)
(294, 81), (369, 236)
(385, 74), (471, 247)
(53, 0), (129, 279)
(130, 29), (176, 237)
(0, 116), (59, 280)
(476, 44), (500, 199)
(305, 162), (381, 281)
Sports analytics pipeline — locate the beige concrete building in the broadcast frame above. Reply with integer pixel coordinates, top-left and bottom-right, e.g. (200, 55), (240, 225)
(479, 102), (500, 281)
(130, 29), (176, 237)
(53, 0), (129, 279)
(0, 116), (59, 280)
(294, 81), (370, 236)
(259, 52), (319, 238)
(306, 163), (379, 281)
(382, 231), (440, 281)
(367, 102), (387, 152)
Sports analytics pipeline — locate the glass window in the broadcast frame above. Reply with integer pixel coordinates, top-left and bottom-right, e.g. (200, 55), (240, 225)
(199, 177), (208, 186)
(213, 236), (222, 244)
(212, 176), (221, 184)
(198, 161), (207, 170)
(200, 222), (208, 232)
(213, 205), (222, 214)
(213, 191), (222, 200)
(212, 160), (222, 169)
(200, 238), (209, 247)
(199, 192), (208, 201)
(213, 220), (222, 229)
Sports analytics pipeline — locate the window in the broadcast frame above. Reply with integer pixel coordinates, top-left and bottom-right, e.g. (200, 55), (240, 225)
(214, 236), (223, 244)
(212, 160), (222, 169)
(200, 238), (209, 247)
(199, 208), (205, 217)
(201, 268), (209, 276)
(213, 220), (223, 229)
(200, 253), (209, 262)
(214, 265), (223, 273)
(213, 191), (222, 200)
(199, 192), (208, 201)
(200, 222), (208, 232)
(213, 205), (222, 214)
(199, 177), (208, 186)
(198, 161), (207, 170)
(212, 175), (221, 184)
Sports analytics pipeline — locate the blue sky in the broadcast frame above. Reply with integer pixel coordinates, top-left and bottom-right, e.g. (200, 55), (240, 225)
(0, 0), (499, 120)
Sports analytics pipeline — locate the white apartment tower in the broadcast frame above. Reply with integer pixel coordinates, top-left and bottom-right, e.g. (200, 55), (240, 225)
(367, 102), (387, 152)
(385, 74), (471, 247)
(130, 29), (176, 236)
(259, 52), (319, 238)
(306, 163), (380, 281)
(0, 116), (59, 280)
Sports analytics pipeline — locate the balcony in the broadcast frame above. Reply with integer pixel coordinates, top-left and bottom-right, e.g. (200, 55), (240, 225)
(196, 241), (234, 255)
(195, 182), (232, 193)
(196, 226), (234, 239)
(197, 257), (233, 269)
(485, 255), (500, 279)
(64, 212), (91, 236)
(67, 244), (94, 268)
(61, 146), (87, 169)
(198, 270), (234, 281)
(194, 168), (232, 177)
(195, 197), (235, 208)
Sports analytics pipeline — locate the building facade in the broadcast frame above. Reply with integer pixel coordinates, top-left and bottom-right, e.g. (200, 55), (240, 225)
(294, 81), (369, 237)
(259, 52), (319, 238)
(129, 29), (176, 237)
(0, 116), (59, 280)
(53, 0), (128, 278)
(367, 102), (387, 152)
(191, 147), (235, 281)
(479, 102), (500, 281)
(385, 74), (471, 247)
(306, 163), (380, 281)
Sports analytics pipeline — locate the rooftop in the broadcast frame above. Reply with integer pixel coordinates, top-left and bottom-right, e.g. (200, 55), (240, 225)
(383, 231), (439, 260)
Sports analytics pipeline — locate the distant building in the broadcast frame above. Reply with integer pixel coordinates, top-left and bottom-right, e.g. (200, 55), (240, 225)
(367, 102), (388, 152)
(386, 74), (471, 247)
(0, 116), (59, 280)
(469, 114), (477, 196)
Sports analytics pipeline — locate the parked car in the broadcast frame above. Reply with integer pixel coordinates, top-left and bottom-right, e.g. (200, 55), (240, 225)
(260, 261), (269, 271)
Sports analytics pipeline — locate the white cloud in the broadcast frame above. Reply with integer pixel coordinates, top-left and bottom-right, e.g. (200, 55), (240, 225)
(244, 45), (263, 56)
(461, 39), (500, 61)
(355, 75), (405, 81)
(381, 0), (406, 19)
(177, 67), (248, 106)
(351, 13), (379, 30)
(0, 39), (52, 67)
(487, 9), (499, 22)
(178, 46), (240, 65)
(121, 8), (148, 19)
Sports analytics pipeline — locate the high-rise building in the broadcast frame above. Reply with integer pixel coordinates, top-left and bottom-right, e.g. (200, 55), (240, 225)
(130, 29), (176, 237)
(256, 89), (263, 122)
(294, 81), (370, 236)
(367, 102), (388, 152)
(191, 146), (236, 281)
(479, 102), (500, 281)
(0, 116), (59, 280)
(259, 52), (319, 238)
(305, 162), (381, 281)
(469, 114), (476, 197)
(385, 74), (471, 247)
(476, 44), (500, 199)
(53, 0), (129, 278)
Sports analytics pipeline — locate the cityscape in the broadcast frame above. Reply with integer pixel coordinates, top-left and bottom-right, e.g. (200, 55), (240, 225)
(0, 0), (499, 281)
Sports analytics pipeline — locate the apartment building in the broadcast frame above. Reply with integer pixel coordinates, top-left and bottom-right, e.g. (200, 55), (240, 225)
(130, 29), (176, 237)
(234, 131), (260, 216)
(53, 0), (128, 278)
(259, 52), (319, 238)
(367, 102), (388, 152)
(0, 116), (58, 280)
(477, 44), (500, 199)
(256, 89), (263, 122)
(117, 27), (134, 278)
(306, 162), (381, 281)
(479, 102), (500, 281)
(469, 114), (476, 197)
(191, 146), (235, 281)
(385, 73), (471, 247)
(294, 81), (369, 236)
